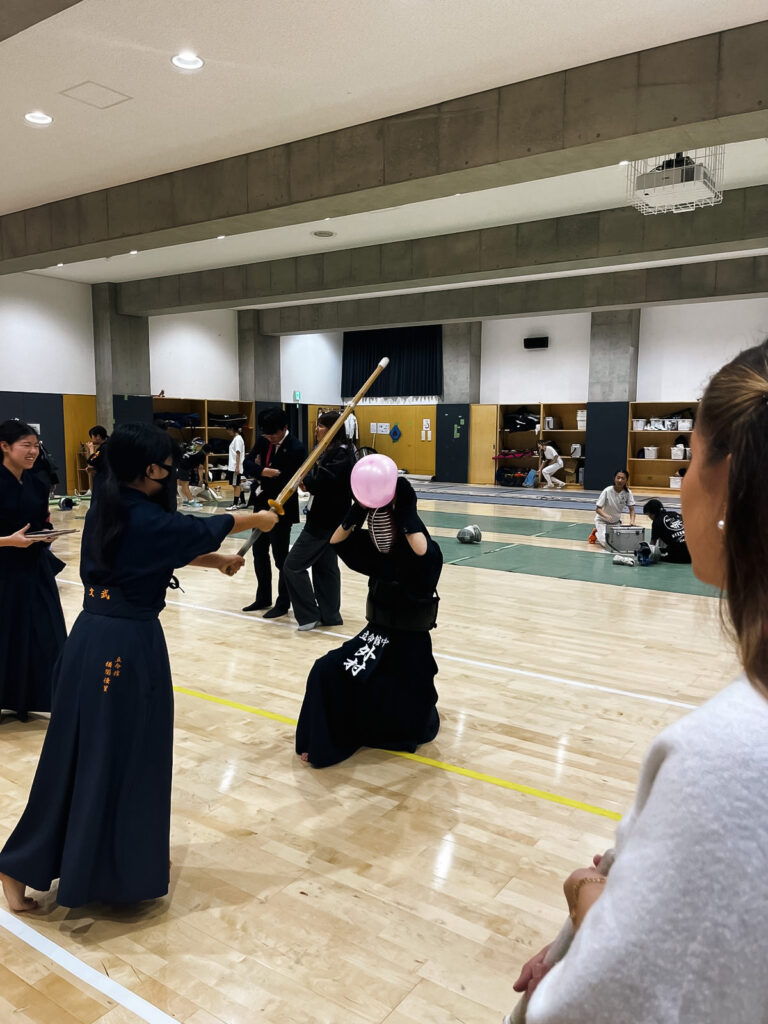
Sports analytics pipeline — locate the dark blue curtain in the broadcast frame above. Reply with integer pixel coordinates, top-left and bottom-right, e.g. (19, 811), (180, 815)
(342, 326), (443, 398)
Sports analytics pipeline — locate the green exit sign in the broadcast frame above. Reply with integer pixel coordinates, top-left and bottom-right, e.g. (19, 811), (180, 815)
(293, 390), (301, 402)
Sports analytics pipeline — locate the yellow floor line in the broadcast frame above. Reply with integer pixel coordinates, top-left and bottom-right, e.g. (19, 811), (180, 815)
(173, 685), (622, 822)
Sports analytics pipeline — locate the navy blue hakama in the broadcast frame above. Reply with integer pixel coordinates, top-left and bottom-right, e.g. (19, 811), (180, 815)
(0, 490), (233, 906)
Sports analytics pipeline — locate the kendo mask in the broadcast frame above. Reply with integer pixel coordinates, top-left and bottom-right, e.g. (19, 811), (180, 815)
(367, 506), (396, 553)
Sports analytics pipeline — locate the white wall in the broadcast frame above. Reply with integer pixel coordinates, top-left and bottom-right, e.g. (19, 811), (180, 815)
(0, 273), (94, 393)
(480, 313), (592, 403)
(149, 310), (239, 399)
(637, 298), (768, 401)
(280, 332), (343, 403)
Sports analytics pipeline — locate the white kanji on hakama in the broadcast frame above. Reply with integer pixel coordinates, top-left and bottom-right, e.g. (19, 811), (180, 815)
(343, 629), (390, 677)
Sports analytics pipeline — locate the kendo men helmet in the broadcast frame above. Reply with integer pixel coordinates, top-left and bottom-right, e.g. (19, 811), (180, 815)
(457, 524), (482, 544)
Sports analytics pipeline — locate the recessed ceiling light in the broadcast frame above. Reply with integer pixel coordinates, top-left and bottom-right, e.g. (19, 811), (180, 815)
(25, 111), (53, 126)
(618, 160), (630, 166)
(56, 262), (64, 267)
(171, 51), (204, 71)
(312, 230), (336, 238)
(453, 193), (462, 197)
(128, 249), (139, 255)
(323, 217), (332, 222)
(216, 235), (226, 240)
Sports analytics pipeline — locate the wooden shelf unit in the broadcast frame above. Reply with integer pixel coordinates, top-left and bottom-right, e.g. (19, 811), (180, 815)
(627, 401), (697, 490)
(495, 403), (541, 487)
(539, 402), (587, 486)
(151, 397), (255, 485)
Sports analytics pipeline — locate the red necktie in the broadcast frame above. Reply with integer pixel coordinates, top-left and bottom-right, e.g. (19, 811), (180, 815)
(265, 443), (273, 466)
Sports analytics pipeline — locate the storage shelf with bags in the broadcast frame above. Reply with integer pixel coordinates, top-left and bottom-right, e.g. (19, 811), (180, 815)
(627, 401), (698, 490)
(539, 402), (587, 489)
(494, 404), (541, 488)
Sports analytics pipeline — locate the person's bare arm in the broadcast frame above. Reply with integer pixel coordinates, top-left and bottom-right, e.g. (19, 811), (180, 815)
(189, 552), (246, 575)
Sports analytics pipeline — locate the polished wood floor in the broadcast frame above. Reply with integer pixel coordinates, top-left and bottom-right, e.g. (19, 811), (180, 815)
(0, 497), (736, 1023)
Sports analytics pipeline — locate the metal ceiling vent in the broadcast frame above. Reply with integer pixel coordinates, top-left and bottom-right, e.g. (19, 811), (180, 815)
(627, 147), (725, 215)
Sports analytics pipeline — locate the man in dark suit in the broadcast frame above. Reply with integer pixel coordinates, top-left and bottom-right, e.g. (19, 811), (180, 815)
(242, 406), (307, 617)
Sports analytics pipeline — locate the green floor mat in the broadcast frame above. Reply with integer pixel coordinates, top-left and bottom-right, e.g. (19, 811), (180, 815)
(434, 536), (716, 598)
(420, 508), (597, 541)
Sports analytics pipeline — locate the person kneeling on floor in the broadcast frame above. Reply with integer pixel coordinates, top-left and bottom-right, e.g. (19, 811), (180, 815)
(643, 498), (691, 564)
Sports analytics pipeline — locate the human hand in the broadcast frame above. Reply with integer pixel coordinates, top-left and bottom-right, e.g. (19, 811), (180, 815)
(4, 524), (49, 548)
(86, 441), (95, 455)
(261, 467), (280, 478)
(221, 555), (246, 577)
(258, 509), (281, 532)
(512, 943), (553, 997)
(393, 476), (420, 533)
(341, 500), (368, 532)
(563, 867), (605, 922)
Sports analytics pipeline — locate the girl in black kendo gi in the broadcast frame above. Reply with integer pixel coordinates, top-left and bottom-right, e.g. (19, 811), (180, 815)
(0, 420), (67, 721)
(0, 422), (278, 913)
(295, 476), (442, 767)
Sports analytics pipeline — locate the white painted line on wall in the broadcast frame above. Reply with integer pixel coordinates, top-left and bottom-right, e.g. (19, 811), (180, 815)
(58, 579), (698, 710)
(0, 908), (177, 1024)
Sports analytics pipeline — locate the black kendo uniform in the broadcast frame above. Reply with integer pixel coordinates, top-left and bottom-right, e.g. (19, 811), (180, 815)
(0, 464), (66, 718)
(243, 430), (307, 612)
(295, 478), (441, 767)
(650, 507), (691, 564)
(0, 489), (234, 907)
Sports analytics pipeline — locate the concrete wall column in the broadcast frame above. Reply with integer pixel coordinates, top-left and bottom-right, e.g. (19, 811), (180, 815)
(442, 321), (481, 403)
(238, 311), (281, 402)
(587, 309), (640, 402)
(91, 283), (150, 429)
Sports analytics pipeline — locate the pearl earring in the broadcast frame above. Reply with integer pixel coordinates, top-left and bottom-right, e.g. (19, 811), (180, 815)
(717, 519), (725, 531)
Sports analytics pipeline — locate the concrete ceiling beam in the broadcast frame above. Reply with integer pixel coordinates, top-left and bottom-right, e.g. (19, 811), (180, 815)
(114, 185), (768, 315)
(1, 20), (767, 273)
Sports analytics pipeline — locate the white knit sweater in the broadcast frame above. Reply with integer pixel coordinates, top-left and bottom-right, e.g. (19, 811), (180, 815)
(526, 675), (768, 1024)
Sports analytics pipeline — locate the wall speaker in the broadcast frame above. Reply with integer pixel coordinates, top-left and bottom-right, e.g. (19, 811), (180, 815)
(523, 336), (549, 350)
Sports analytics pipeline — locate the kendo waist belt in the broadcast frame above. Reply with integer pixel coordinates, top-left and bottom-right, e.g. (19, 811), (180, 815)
(82, 584), (160, 621)
(365, 583), (439, 632)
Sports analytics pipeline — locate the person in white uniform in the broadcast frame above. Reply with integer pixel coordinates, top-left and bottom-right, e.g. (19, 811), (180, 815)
(508, 338), (768, 1024)
(593, 469), (635, 548)
(538, 440), (564, 488)
(225, 425), (246, 510)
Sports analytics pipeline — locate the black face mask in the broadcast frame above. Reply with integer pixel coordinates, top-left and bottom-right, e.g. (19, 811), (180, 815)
(150, 464), (178, 512)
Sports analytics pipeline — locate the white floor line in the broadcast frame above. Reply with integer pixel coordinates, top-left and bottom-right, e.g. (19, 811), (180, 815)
(0, 908), (176, 1024)
(58, 579), (698, 710)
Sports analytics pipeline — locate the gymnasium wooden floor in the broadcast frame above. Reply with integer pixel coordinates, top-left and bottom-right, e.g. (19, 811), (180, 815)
(0, 494), (736, 1023)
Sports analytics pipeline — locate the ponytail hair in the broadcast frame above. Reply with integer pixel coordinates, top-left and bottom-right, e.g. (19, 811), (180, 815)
(91, 423), (177, 566)
(697, 339), (768, 692)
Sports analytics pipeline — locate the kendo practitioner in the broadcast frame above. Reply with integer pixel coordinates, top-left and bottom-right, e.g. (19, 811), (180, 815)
(85, 424), (109, 501)
(241, 406), (307, 617)
(0, 420), (67, 721)
(295, 462), (442, 768)
(0, 422), (278, 913)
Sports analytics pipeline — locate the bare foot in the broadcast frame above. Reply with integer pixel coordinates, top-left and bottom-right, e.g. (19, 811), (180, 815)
(0, 872), (39, 913)
(300, 752), (310, 764)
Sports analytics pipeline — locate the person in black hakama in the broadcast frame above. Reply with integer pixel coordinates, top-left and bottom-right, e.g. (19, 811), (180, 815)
(0, 423), (278, 913)
(0, 420), (67, 721)
(295, 475), (442, 767)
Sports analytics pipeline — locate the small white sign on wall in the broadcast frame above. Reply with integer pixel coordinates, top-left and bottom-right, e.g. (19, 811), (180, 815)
(422, 418), (431, 431)
(370, 422), (379, 434)
(378, 422), (390, 434)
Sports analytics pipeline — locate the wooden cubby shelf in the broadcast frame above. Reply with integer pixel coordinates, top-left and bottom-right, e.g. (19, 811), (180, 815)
(627, 401), (698, 491)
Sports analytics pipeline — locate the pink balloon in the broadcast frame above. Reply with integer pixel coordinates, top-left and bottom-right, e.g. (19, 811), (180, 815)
(351, 454), (398, 509)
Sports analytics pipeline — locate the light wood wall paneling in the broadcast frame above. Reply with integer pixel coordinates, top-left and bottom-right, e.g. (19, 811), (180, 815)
(62, 393), (97, 494)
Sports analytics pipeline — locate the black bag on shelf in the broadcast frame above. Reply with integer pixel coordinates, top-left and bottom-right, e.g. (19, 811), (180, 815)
(207, 437), (229, 454)
(503, 406), (540, 432)
(208, 413), (248, 427)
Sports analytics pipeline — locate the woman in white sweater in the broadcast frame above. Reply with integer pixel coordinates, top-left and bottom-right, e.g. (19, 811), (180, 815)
(510, 340), (768, 1024)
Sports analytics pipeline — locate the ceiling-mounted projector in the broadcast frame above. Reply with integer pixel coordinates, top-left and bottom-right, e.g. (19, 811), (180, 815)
(627, 147), (724, 215)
